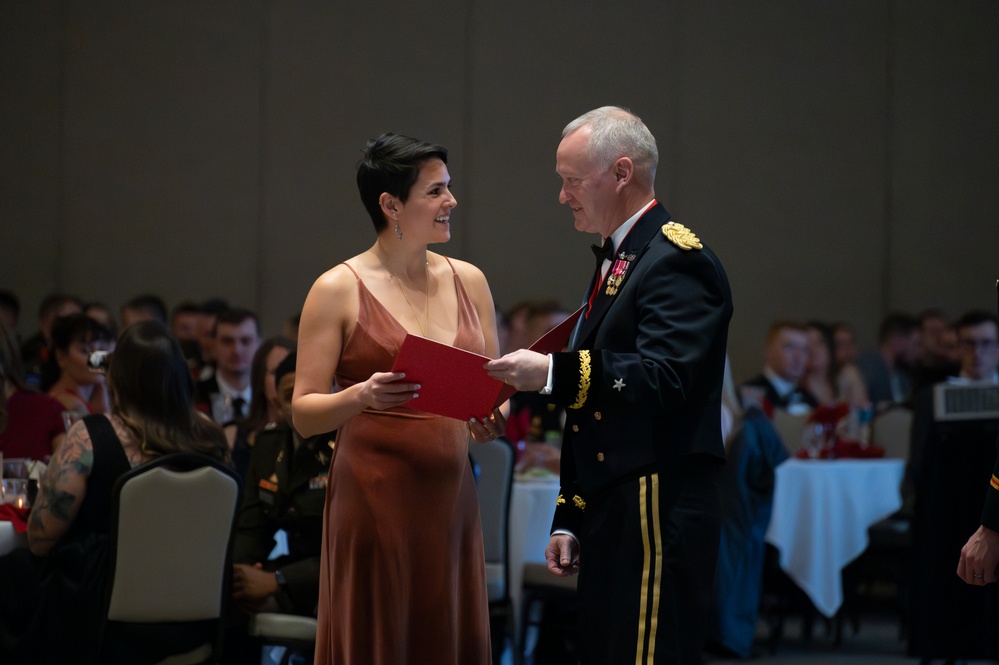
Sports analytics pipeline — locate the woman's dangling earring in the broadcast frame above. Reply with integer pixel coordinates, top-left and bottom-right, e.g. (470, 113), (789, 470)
(394, 219), (403, 240)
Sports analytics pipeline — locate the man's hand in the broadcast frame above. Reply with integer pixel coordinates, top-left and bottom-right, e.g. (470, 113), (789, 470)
(485, 350), (550, 392)
(957, 525), (999, 585)
(232, 562), (280, 613)
(545, 534), (579, 577)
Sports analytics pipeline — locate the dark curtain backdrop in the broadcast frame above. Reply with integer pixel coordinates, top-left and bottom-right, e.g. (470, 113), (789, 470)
(2, 0), (997, 381)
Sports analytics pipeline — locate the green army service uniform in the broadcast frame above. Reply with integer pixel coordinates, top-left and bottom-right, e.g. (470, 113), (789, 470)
(233, 422), (334, 615)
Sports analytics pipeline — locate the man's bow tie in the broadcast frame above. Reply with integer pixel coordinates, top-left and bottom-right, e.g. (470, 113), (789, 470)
(591, 238), (614, 265)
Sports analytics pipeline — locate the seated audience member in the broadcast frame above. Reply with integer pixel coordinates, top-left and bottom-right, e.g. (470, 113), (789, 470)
(524, 299), (571, 345)
(83, 301), (118, 339)
(506, 301), (572, 446)
(19, 293), (82, 389)
(196, 308), (262, 424)
(0, 321), (65, 459)
(950, 310), (999, 384)
(171, 301), (206, 374)
(911, 307), (961, 394)
(196, 298), (230, 382)
(803, 320), (869, 407)
(833, 321), (859, 368)
(740, 320), (818, 415)
(44, 314), (114, 417)
(119, 293), (168, 328)
(500, 301), (534, 355)
(803, 321), (838, 405)
(226, 352), (333, 663)
(0, 289), (20, 333)
(281, 311), (301, 344)
(223, 335), (294, 481)
(494, 307), (510, 360)
(856, 311), (921, 411)
(0, 320), (229, 663)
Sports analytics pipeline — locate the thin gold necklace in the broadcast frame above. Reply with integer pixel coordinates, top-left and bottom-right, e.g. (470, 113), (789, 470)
(383, 249), (431, 337)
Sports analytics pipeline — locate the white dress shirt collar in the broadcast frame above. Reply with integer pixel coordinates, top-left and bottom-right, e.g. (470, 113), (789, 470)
(598, 200), (656, 279)
(606, 199), (656, 256)
(763, 366), (798, 399)
(215, 373), (251, 407)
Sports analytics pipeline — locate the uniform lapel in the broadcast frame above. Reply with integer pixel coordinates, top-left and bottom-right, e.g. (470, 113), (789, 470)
(572, 204), (671, 348)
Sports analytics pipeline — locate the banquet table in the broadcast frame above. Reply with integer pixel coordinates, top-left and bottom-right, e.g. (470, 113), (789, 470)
(764, 458), (905, 618)
(507, 477), (561, 640)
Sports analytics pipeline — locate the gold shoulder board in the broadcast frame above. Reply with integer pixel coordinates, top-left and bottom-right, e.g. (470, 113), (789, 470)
(662, 222), (703, 251)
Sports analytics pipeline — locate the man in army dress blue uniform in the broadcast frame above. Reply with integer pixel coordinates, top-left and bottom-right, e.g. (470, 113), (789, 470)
(488, 106), (733, 664)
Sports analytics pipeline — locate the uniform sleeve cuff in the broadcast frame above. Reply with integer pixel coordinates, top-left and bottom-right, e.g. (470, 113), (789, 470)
(539, 354), (554, 395)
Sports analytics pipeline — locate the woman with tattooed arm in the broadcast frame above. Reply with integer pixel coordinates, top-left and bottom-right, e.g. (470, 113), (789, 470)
(0, 320), (229, 664)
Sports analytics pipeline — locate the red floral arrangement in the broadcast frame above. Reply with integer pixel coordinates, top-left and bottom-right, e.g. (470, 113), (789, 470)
(808, 403), (850, 429)
(795, 402), (885, 459)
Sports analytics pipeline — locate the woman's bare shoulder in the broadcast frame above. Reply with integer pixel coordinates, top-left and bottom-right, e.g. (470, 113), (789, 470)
(305, 262), (364, 310)
(312, 261), (360, 292)
(441, 254), (488, 288)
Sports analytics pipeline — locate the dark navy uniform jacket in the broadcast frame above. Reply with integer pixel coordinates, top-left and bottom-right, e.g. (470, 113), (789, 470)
(548, 203), (733, 535)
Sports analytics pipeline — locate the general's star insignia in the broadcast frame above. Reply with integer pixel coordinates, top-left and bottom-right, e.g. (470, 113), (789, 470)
(613, 378), (626, 391)
(662, 221), (703, 250)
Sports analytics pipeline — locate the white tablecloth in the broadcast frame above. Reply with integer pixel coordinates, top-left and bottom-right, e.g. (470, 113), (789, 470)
(508, 478), (561, 637)
(764, 458), (905, 617)
(0, 521), (27, 556)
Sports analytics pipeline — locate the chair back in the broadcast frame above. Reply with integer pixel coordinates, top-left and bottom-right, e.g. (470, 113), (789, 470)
(470, 439), (514, 603)
(106, 453), (240, 623)
(871, 407), (913, 460)
(771, 408), (809, 454)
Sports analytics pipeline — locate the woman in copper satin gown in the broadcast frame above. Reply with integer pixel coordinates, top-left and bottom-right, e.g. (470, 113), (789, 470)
(293, 133), (506, 664)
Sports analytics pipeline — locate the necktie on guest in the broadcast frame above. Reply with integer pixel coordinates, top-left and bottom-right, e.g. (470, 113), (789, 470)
(232, 396), (246, 421)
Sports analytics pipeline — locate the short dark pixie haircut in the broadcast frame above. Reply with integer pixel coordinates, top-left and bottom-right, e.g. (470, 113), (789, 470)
(356, 133), (448, 233)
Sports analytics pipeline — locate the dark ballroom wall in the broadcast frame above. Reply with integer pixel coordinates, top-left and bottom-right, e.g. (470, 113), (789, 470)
(2, 1), (997, 381)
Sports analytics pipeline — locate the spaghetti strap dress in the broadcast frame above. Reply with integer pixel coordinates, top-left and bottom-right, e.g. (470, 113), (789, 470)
(313, 258), (492, 665)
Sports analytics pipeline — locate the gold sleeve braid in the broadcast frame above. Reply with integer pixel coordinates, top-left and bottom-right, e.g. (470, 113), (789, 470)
(568, 350), (591, 410)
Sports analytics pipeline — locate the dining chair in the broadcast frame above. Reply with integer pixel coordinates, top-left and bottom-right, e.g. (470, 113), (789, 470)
(871, 406), (913, 461)
(99, 452), (241, 665)
(470, 437), (515, 663)
(770, 407), (810, 455)
(247, 612), (317, 665)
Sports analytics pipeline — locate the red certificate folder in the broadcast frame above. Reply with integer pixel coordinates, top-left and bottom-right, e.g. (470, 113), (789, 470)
(391, 306), (584, 421)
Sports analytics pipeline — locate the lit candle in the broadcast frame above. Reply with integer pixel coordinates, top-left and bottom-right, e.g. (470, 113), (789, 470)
(16, 496), (23, 510)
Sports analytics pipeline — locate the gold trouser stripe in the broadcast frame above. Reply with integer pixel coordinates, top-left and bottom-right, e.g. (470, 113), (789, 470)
(635, 474), (663, 665)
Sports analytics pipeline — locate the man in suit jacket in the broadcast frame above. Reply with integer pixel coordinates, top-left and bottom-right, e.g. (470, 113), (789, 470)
(739, 320), (818, 415)
(195, 307), (261, 423)
(487, 106), (732, 664)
